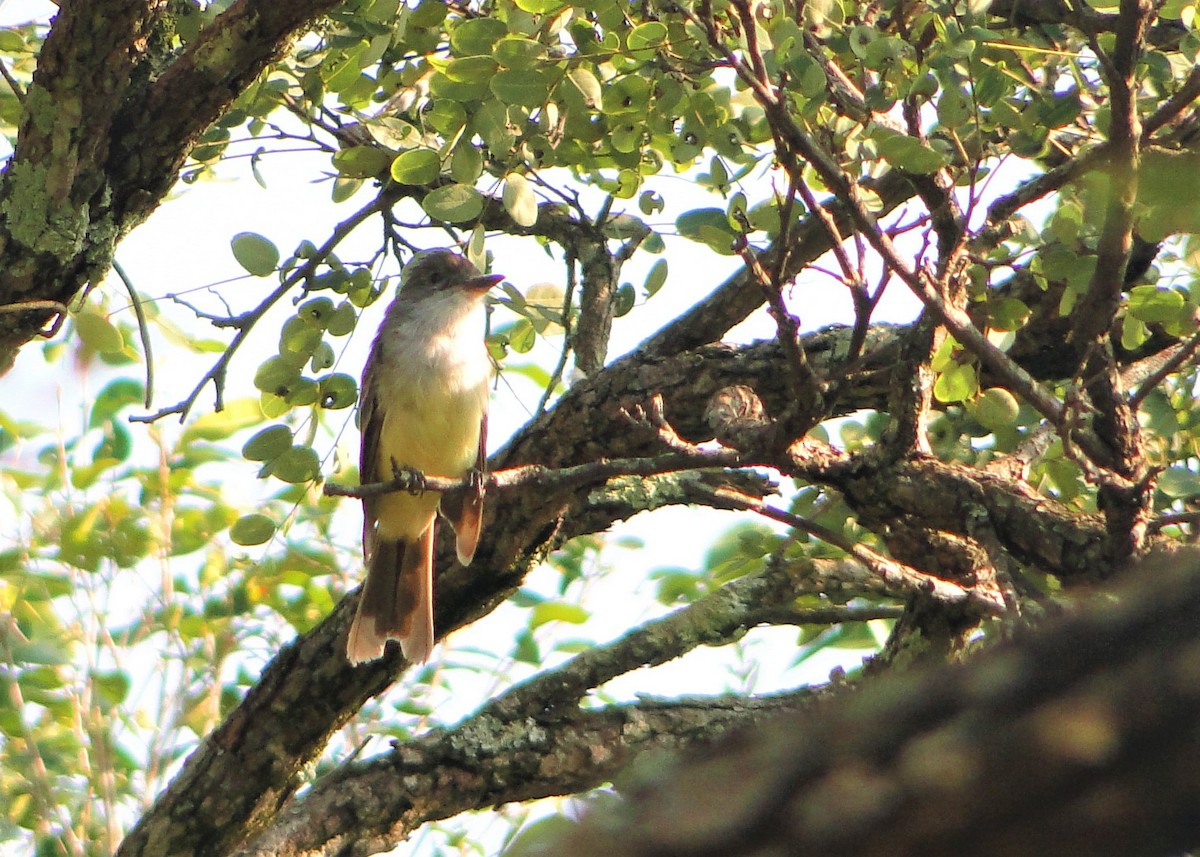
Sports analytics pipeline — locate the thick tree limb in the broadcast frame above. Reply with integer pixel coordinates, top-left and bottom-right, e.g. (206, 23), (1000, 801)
(237, 550), (905, 856)
(238, 692), (816, 857)
(554, 549), (1200, 857)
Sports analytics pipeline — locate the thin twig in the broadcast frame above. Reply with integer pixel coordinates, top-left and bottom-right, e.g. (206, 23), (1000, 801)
(133, 191), (392, 423)
(111, 259), (154, 408)
(323, 446), (745, 501)
(0, 58), (24, 103)
(1142, 63), (1200, 140)
(1129, 325), (1200, 410)
(535, 255), (577, 416)
(0, 299), (68, 337)
(692, 483), (1005, 613)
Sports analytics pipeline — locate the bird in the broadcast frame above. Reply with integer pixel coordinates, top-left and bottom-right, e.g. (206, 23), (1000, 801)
(347, 249), (501, 665)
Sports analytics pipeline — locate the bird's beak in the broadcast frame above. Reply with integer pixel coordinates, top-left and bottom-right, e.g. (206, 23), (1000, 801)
(463, 273), (505, 293)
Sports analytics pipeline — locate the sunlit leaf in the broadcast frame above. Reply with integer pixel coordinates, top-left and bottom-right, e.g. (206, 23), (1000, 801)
(242, 424), (293, 462)
(489, 68), (551, 107)
(183, 398), (264, 442)
(502, 172), (538, 227)
(231, 514), (277, 546)
(317, 373), (358, 409)
(973, 388), (1020, 431)
(422, 183), (484, 223)
(90, 378), (145, 427)
(390, 148), (442, 185)
(332, 146), (392, 179)
(268, 446), (321, 484)
(76, 311), (124, 353)
(1159, 467), (1200, 499)
(229, 232), (278, 277)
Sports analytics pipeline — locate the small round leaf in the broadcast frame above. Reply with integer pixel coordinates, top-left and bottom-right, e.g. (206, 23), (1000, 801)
(422, 183), (485, 223)
(270, 446), (321, 484)
(974, 388), (1020, 431)
(231, 514), (277, 546)
(231, 232), (280, 277)
(242, 425), (293, 462)
(502, 172), (538, 227)
(317, 373), (358, 410)
(390, 148), (442, 185)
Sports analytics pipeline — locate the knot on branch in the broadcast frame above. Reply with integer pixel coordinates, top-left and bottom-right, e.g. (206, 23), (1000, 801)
(705, 385), (779, 452)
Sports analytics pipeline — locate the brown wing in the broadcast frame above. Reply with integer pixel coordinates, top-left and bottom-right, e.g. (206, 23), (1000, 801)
(442, 411), (487, 566)
(358, 336), (384, 565)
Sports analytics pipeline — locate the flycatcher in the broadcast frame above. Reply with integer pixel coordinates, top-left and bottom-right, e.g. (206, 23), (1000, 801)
(347, 249), (501, 665)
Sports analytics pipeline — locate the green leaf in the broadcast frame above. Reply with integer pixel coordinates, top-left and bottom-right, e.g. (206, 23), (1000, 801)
(451, 18), (508, 55)
(91, 670), (131, 710)
(489, 68), (551, 107)
(231, 514), (277, 546)
(601, 76), (650, 115)
(973, 388), (1020, 431)
(507, 319), (537, 353)
(310, 342), (335, 371)
(279, 317), (323, 360)
(426, 101), (468, 136)
(285, 377), (319, 406)
(93, 420), (133, 463)
(676, 208), (738, 255)
(444, 55), (499, 83)
(1120, 315), (1148, 350)
(183, 398), (263, 441)
(644, 259), (668, 296)
(90, 378), (145, 427)
(390, 148), (442, 185)
(1128, 285), (1186, 324)
(530, 601), (590, 628)
(242, 425), (293, 462)
(613, 282), (636, 317)
(331, 146), (391, 179)
(332, 176), (363, 203)
(494, 36), (545, 69)
(409, 0), (447, 26)
(231, 232), (280, 277)
(987, 297), (1031, 331)
(255, 355), (303, 394)
(502, 172), (538, 227)
(317, 373), (358, 409)
(451, 142), (484, 183)
(326, 302), (357, 336)
(566, 67), (602, 108)
(269, 446), (321, 484)
(512, 628), (541, 664)
(933, 362), (977, 403)
(76, 312), (124, 353)
(877, 134), (947, 174)
(298, 297), (336, 327)
(422, 183), (484, 223)
(639, 189), (665, 216)
(1158, 467), (1200, 499)
(627, 21), (667, 58)
(513, 0), (565, 12)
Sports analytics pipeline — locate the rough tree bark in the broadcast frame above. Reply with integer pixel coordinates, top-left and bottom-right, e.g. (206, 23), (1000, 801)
(555, 549), (1200, 857)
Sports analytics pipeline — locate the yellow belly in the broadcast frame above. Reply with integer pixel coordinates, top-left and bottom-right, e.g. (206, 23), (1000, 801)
(372, 365), (487, 541)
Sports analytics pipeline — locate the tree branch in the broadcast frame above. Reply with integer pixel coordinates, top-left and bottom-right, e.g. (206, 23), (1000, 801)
(239, 691), (817, 857)
(554, 549), (1200, 857)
